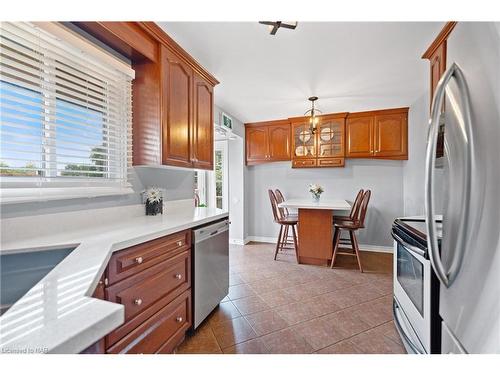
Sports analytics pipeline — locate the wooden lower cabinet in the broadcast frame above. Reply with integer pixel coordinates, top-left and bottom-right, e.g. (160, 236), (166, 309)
(107, 290), (191, 354)
(83, 229), (193, 354)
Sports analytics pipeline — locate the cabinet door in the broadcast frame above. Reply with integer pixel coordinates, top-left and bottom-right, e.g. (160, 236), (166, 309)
(292, 122), (316, 159)
(246, 126), (269, 164)
(192, 73), (214, 170)
(268, 124), (291, 161)
(161, 46), (193, 168)
(346, 116), (374, 157)
(430, 42), (447, 105)
(317, 119), (345, 158)
(374, 112), (408, 159)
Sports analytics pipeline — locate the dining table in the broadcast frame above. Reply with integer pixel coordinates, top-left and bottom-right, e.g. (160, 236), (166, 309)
(278, 198), (351, 266)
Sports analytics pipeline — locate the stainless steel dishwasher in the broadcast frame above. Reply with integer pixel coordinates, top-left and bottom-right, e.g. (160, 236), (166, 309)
(192, 219), (229, 329)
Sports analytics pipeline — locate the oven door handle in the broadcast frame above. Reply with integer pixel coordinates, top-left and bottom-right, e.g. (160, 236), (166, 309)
(391, 231), (426, 258)
(392, 299), (425, 354)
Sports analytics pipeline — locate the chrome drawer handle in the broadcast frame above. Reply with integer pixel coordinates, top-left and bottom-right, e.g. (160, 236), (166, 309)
(135, 256), (143, 264)
(176, 317), (183, 323)
(174, 274), (182, 280)
(177, 241), (183, 247)
(134, 298), (143, 306)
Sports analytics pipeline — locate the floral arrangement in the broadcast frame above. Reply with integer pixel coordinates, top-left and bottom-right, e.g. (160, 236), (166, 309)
(142, 186), (163, 215)
(309, 183), (324, 201)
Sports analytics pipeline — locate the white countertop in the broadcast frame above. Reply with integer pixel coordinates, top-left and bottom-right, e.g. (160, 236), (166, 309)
(278, 198), (351, 210)
(0, 201), (228, 354)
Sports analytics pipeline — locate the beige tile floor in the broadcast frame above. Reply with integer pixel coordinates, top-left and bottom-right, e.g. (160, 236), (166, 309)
(176, 242), (405, 354)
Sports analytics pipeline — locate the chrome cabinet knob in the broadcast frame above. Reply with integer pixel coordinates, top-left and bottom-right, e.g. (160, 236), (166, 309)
(174, 274), (182, 280)
(176, 316), (183, 323)
(134, 298), (143, 306)
(177, 241), (183, 247)
(135, 256), (143, 264)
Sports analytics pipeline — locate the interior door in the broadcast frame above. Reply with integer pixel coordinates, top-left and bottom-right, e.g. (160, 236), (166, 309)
(192, 72), (213, 170)
(161, 46), (193, 167)
(346, 115), (374, 157)
(374, 112), (408, 158)
(268, 124), (291, 161)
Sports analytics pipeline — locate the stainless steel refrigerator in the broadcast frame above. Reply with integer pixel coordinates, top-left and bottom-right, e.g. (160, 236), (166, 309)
(425, 22), (500, 353)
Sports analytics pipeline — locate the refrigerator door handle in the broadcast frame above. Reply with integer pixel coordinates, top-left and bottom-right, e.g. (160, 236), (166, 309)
(425, 62), (473, 288)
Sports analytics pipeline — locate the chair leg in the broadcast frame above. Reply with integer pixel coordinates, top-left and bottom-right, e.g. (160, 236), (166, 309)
(291, 224), (299, 264)
(348, 230), (356, 252)
(283, 225), (289, 248)
(350, 230), (363, 273)
(331, 228), (341, 268)
(274, 225), (283, 261)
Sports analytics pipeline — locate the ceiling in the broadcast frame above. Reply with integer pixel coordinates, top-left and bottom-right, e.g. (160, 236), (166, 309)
(158, 22), (443, 123)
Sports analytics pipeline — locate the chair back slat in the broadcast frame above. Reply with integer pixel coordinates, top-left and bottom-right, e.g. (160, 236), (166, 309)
(275, 189), (289, 216)
(349, 189), (364, 220)
(268, 189), (282, 222)
(357, 190), (371, 228)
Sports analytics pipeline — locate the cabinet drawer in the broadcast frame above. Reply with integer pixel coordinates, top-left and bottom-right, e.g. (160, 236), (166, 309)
(107, 230), (191, 285)
(107, 290), (191, 354)
(292, 159), (317, 168)
(106, 251), (190, 322)
(317, 158), (344, 167)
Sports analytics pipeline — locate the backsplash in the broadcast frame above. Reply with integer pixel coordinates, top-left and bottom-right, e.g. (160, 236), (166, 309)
(0, 166), (195, 219)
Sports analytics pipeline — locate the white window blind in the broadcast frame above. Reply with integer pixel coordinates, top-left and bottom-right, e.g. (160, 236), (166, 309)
(0, 22), (134, 203)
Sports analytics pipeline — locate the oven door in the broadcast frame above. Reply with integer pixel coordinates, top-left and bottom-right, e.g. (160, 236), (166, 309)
(392, 232), (431, 353)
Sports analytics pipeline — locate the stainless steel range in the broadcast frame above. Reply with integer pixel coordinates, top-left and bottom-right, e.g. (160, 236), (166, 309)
(392, 217), (441, 354)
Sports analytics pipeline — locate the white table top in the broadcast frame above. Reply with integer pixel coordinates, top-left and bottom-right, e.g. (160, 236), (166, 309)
(278, 198), (351, 210)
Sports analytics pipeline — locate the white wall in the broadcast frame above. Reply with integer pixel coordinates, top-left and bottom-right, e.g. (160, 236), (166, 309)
(403, 93), (429, 216)
(246, 159), (405, 247)
(228, 136), (245, 243)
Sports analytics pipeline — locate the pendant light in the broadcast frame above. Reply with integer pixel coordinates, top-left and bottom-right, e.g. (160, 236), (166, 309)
(304, 96), (321, 134)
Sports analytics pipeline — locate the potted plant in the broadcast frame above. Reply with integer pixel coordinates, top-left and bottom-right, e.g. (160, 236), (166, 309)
(309, 183), (324, 203)
(143, 186), (163, 215)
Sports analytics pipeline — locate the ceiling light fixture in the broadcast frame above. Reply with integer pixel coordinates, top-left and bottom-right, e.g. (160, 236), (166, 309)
(259, 21), (298, 35)
(304, 96), (321, 134)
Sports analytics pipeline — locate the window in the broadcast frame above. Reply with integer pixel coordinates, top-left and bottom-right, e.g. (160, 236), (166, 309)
(0, 22), (134, 203)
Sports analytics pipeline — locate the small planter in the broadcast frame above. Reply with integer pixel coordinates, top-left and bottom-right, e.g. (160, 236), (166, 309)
(145, 198), (163, 216)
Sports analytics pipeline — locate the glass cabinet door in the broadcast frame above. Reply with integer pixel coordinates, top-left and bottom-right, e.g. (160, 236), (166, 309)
(317, 120), (344, 158)
(292, 123), (316, 158)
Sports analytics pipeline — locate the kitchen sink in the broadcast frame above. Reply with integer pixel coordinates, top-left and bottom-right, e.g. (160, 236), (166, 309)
(0, 247), (75, 316)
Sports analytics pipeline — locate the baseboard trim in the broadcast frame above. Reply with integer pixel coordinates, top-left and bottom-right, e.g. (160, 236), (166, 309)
(229, 238), (246, 245)
(245, 236), (393, 253)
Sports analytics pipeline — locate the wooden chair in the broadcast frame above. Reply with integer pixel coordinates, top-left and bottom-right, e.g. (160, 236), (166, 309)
(333, 189), (364, 223)
(330, 190), (371, 272)
(268, 189), (299, 263)
(275, 189), (297, 248)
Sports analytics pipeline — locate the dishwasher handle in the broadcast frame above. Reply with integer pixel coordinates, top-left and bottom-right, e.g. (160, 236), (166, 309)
(193, 220), (229, 243)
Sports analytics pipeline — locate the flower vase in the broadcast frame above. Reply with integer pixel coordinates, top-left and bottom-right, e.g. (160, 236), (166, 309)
(145, 198), (163, 216)
(311, 194), (321, 203)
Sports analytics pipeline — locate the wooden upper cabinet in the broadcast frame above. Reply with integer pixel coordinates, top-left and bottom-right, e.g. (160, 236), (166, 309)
(245, 120), (290, 165)
(268, 124), (291, 160)
(346, 115), (374, 158)
(317, 116), (345, 158)
(346, 108), (408, 160)
(291, 120), (316, 159)
(374, 111), (408, 159)
(192, 73), (214, 170)
(246, 126), (269, 164)
(161, 46), (193, 168)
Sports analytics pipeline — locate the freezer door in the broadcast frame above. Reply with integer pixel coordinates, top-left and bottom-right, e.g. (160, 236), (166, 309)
(435, 22), (500, 353)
